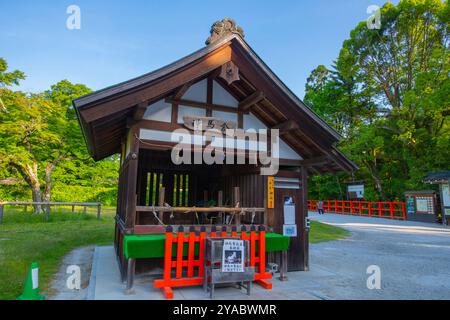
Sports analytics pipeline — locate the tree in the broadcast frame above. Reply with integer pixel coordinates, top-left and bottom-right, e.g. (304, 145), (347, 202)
(305, 0), (449, 201)
(0, 57), (25, 112)
(0, 73), (92, 213)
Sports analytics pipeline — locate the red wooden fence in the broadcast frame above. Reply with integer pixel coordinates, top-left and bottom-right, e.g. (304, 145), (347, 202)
(153, 225), (272, 299)
(308, 200), (406, 220)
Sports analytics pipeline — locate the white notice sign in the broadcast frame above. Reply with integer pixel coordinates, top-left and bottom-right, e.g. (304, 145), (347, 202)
(222, 239), (244, 273)
(32, 268), (39, 289)
(283, 224), (297, 237)
(283, 196), (296, 225)
(442, 184), (450, 207)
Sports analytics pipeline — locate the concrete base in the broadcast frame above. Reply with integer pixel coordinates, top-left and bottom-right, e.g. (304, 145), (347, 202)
(88, 246), (322, 300)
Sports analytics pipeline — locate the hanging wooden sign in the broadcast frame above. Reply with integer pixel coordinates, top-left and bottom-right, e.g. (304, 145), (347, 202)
(183, 116), (236, 133)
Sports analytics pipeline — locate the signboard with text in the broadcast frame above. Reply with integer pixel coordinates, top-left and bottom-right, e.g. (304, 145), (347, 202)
(221, 239), (244, 273)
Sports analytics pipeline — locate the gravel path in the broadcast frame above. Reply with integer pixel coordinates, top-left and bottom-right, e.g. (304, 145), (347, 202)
(48, 246), (95, 300)
(308, 212), (450, 299)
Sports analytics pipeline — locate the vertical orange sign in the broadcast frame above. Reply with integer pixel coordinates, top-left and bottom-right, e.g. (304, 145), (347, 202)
(267, 176), (275, 209)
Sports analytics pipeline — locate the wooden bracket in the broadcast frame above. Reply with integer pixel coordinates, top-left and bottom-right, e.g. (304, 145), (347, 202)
(133, 102), (148, 121)
(239, 91), (265, 112)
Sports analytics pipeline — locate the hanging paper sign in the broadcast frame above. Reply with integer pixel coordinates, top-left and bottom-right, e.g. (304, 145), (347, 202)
(267, 176), (274, 209)
(283, 196), (295, 224)
(221, 239), (244, 273)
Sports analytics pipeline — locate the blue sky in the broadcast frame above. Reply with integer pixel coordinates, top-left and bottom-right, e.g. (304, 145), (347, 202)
(0, 0), (393, 99)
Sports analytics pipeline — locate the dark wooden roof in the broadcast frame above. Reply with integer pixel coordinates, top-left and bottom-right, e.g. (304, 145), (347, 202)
(424, 171), (450, 184)
(74, 33), (357, 174)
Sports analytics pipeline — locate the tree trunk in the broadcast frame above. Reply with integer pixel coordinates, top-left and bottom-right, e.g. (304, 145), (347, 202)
(366, 162), (385, 200)
(43, 162), (56, 213)
(31, 185), (43, 214)
(26, 162), (43, 214)
(9, 160), (43, 214)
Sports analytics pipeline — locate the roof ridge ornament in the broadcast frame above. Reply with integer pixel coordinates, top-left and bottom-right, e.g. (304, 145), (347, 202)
(205, 18), (244, 45)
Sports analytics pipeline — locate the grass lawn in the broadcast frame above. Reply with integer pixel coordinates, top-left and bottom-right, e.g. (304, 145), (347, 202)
(0, 206), (115, 300)
(309, 220), (350, 243)
(0, 207), (348, 300)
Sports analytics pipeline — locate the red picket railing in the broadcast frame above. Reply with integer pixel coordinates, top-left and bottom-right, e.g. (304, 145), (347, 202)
(308, 200), (406, 220)
(153, 225), (272, 299)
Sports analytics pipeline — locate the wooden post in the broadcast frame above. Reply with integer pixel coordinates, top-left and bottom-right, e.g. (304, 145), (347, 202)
(0, 204), (3, 224)
(24, 205), (28, 212)
(125, 258), (136, 294)
(72, 205), (75, 212)
(125, 127), (139, 231)
(45, 205), (50, 221)
(218, 190), (223, 224)
(279, 250), (288, 281)
(83, 206), (87, 214)
(158, 187), (165, 223)
(234, 187), (241, 226)
(97, 204), (101, 220)
(300, 166), (309, 271)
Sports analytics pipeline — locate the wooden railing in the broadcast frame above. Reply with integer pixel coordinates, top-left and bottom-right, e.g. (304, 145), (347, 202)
(308, 200), (406, 220)
(0, 201), (101, 223)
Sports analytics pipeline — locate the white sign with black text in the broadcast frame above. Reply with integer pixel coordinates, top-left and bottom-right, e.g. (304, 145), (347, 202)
(283, 224), (297, 237)
(221, 239), (245, 273)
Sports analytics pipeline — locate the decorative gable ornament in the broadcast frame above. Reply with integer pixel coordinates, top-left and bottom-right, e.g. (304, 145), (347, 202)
(219, 61), (240, 85)
(205, 18), (244, 45)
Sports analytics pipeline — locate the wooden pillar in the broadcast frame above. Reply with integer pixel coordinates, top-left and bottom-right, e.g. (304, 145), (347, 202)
(218, 190), (223, 224)
(279, 250), (288, 281)
(158, 187), (165, 224)
(125, 127), (140, 231)
(234, 187), (241, 226)
(125, 258), (136, 294)
(299, 166), (309, 271)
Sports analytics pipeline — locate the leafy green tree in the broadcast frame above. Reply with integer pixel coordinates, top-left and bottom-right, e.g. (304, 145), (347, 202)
(306, 0), (449, 201)
(0, 58), (25, 112)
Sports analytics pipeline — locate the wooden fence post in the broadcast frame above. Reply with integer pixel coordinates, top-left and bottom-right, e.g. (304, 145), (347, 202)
(97, 204), (101, 220)
(0, 204), (3, 224)
(45, 204), (50, 221)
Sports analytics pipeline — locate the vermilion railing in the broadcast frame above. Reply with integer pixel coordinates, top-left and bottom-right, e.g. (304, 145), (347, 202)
(308, 200), (406, 220)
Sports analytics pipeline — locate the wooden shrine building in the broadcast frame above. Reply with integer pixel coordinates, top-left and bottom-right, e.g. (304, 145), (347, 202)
(74, 19), (357, 278)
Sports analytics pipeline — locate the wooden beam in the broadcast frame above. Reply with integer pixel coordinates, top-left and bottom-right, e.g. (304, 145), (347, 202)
(173, 82), (192, 99)
(133, 102), (148, 121)
(136, 206), (265, 213)
(272, 119), (299, 135)
(238, 91), (264, 111)
(206, 77), (213, 117)
(165, 97), (245, 114)
(298, 155), (329, 167)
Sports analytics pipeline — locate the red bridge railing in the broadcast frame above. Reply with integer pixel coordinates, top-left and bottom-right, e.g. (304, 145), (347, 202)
(308, 200), (406, 220)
